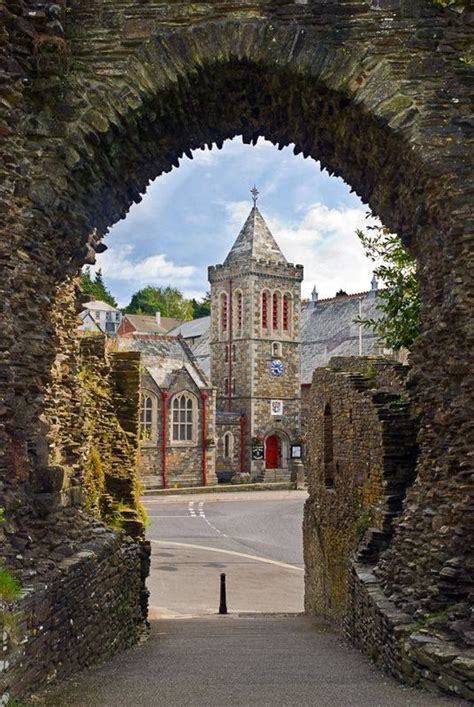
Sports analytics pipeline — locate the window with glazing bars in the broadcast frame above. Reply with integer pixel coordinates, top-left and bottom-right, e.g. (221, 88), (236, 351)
(172, 394), (194, 442)
(140, 395), (153, 440)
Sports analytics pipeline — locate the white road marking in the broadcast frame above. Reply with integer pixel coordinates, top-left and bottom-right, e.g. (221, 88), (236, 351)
(188, 502), (196, 517)
(197, 502), (227, 537)
(150, 539), (304, 572)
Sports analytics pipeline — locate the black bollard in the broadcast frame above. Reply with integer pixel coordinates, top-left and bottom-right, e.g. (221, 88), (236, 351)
(219, 572), (227, 614)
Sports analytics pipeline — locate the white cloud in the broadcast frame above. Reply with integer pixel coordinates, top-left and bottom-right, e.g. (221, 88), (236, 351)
(91, 245), (197, 306)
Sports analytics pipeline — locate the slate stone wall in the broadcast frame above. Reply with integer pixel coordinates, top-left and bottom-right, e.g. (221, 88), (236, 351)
(0, 0), (472, 700)
(304, 357), (473, 700)
(0, 524), (147, 703)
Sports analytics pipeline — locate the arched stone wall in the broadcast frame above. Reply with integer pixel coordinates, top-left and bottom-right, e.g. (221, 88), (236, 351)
(0, 0), (472, 697)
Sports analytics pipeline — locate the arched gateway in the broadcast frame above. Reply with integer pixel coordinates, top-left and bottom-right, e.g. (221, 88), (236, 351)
(0, 0), (472, 700)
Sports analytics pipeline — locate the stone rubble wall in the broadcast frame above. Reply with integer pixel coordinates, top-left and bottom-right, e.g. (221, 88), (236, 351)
(1, 523), (147, 703)
(303, 357), (473, 701)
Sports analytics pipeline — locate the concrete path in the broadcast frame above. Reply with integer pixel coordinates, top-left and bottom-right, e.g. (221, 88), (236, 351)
(43, 616), (465, 706)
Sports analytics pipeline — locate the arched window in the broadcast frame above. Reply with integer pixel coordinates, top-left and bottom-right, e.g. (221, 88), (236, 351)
(224, 378), (229, 395)
(220, 292), (228, 334)
(272, 292), (279, 330)
(223, 432), (233, 459)
(231, 378), (236, 395)
(140, 394), (155, 441)
(283, 294), (291, 332)
(225, 345), (229, 363)
(236, 291), (243, 332)
(262, 291), (269, 330)
(232, 344), (237, 361)
(323, 403), (335, 488)
(171, 393), (195, 443)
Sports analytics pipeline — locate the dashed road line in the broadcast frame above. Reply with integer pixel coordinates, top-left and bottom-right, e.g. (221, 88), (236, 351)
(188, 501), (196, 517)
(198, 502), (227, 537)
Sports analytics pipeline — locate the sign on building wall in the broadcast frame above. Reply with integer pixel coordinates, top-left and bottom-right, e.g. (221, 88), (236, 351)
(271, 400), (283, 416)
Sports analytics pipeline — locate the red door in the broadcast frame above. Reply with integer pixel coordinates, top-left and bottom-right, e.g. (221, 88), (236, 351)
(266, 435), (279, 469)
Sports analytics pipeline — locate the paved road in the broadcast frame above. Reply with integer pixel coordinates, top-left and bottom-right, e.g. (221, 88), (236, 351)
(145, 490), (306, 616)
(44, 616), (465, 707)
(41, 492), (467, 706)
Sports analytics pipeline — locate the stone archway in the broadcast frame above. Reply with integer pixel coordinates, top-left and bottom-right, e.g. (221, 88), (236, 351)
(1, 0), (472, 698)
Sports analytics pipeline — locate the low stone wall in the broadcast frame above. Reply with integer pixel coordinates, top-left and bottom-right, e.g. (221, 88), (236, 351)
(303, 356), (473, 701)
(0, 515), (149, 702)
(348, 565), (474, 702)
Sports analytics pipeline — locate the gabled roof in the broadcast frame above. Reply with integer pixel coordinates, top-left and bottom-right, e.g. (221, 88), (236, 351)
(168, 316), (211, 339)
(224, 206), (287, 265)
(118, 334), (210, 390)
(83, 300), (119, 312)
(123, 314), (183, 334)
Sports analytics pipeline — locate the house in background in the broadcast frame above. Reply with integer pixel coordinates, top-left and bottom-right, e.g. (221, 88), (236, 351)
(117, 312), (183, 337)
(79, 300), (122, 336)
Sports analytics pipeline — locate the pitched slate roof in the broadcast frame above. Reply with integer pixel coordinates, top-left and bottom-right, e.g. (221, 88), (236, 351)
(224, 206), (287, 265)
(118, 335), (210, 390)
(191, 328), (211, 379)
(300, 291), (383, 384)
(168, 316), (211, 339)
(123, 314), (183, 334)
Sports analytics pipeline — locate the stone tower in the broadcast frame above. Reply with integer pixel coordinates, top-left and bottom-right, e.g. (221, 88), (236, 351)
(208, 200), (303, 479)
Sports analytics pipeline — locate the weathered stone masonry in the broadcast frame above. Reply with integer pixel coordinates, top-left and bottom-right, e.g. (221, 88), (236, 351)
(0, 0), (472, 700)
(304, 358), (473, 701)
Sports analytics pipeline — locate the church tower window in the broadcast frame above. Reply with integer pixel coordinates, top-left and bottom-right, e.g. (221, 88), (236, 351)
(236, 291), (243, 333)
(272, 292), (279, 330)
(262, 291), (269, 330)
(283, 294), (290, 331)
(220, 292), (228, 335)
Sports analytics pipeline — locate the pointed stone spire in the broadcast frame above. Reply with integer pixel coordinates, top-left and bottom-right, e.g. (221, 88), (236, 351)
(224, 205), (287, 266)
(311, 285), (319, 302)
(371, 273), (379, 291)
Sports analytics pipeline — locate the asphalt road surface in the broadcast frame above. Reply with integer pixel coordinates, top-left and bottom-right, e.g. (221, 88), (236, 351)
(145, 490), (306, 616)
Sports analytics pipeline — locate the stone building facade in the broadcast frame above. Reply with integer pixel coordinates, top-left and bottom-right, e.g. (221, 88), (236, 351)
(118, 335), (217, 488)
(209, 205), (303, 480)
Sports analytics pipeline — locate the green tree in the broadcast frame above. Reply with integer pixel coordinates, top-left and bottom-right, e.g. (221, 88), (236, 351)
(356, 223), (421, 351)
(81, 267), (117, 307)
(192, 291), (211, 319)
(125, 286), (193, 321)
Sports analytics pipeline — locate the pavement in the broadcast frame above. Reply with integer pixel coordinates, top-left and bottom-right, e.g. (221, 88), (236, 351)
(43, 616), (465, 706)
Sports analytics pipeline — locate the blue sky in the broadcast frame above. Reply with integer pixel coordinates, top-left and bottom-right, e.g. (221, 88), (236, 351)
(91, 138), (377, 308)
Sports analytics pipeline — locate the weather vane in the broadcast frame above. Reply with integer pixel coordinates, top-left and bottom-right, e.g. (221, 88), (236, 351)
(250, 185), (259, 206)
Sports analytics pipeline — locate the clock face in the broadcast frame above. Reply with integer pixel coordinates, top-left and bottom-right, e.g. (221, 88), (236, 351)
(271, 359), (285, 377)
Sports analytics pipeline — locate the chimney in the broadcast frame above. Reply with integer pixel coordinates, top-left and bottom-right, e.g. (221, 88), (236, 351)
(155, 310), (161, 325)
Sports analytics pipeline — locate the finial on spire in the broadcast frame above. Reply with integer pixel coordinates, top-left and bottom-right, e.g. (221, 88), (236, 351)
(250, 185), (259, 206)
